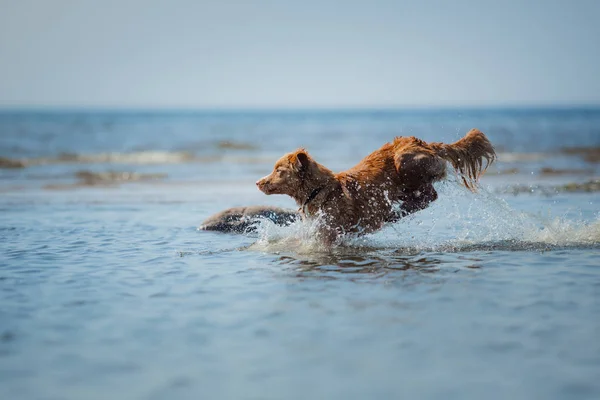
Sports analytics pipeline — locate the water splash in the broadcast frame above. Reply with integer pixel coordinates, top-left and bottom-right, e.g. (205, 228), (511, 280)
(249, 212), (332, 254)
(248, 180), (600, 254)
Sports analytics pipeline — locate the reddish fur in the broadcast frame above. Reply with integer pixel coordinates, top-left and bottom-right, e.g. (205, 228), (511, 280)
(256, 129), (496, 245)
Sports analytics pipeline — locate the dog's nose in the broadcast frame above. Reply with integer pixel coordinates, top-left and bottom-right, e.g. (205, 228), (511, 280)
(256, 176), (270, 189)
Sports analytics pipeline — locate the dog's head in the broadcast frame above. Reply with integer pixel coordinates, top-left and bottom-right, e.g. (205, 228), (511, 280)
(256, 148), (313, 196)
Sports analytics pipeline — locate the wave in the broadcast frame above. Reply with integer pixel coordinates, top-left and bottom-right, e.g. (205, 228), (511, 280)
(0, 150), (281, 167)
(53, 151), (198, 164)
(2, 146), (599, 168)
(496, 152), (549, 163)
(0, 151), (195, 166)
(247, 181), (600, 255)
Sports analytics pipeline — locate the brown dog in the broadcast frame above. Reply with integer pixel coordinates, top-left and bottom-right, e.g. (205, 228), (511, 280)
(256, 129), (496, 244)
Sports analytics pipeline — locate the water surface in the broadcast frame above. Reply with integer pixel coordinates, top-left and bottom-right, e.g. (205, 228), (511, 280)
(1, 109), (599, 399)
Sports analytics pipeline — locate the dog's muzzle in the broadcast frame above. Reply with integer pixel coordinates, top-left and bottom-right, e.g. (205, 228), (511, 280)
(256, 177), (271, 194)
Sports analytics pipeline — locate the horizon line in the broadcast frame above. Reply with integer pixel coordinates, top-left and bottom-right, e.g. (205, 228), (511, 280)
(1, 103), (600, 114)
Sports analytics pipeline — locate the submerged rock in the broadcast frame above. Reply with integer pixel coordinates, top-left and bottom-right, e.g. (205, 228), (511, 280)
(539, 167), (595, 176)
(0, 157), (26, 168)
(75, 170), (167, 185)
(560, 179), (600, 192)
(44, 170), (168, 190)
(560, 146), (600, 163)
(200, 206), (299, 233)
(499, 179), (600, 195)
(216, 140), (257, 150)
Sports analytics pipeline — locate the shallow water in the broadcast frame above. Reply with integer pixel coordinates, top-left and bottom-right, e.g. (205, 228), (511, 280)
(1, 109), (600, 399)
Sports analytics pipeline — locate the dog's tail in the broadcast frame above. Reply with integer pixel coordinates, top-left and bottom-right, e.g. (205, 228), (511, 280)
(430, 129), (496, 191)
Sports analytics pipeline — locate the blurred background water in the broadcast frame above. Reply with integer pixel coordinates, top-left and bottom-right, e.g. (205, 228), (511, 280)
(1, 109), (599, 400)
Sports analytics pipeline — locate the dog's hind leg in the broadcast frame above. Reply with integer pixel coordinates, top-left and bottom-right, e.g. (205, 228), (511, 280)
(385, 151), (444, 223)
(394, 151), (446, 187)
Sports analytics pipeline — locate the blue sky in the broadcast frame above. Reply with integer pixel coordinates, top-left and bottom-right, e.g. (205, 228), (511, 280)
(1, 0), (599, 108)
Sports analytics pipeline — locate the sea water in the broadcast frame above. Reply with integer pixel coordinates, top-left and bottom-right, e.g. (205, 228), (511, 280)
(1, 109), (599, 399)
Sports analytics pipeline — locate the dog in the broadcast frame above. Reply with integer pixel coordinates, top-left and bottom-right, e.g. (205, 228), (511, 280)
(256, 129), (496, 244)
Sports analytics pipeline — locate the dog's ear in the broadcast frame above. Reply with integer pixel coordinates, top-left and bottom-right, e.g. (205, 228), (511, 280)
(295, 150), (310, 172)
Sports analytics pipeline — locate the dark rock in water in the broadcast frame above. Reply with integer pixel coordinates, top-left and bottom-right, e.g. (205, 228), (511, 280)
(539, 167), (594, 176)
(200, 206), (299, 233)
(498, 179), (600, 196)
(44, 170), (168, 190)
(75, 170), (167, 185)
(216, 140), (257, 150)
(493, 167), (520, 175)
(0, 157), (26, 168)
(560, 179), (600, 192)
(560, 146), (600, 163)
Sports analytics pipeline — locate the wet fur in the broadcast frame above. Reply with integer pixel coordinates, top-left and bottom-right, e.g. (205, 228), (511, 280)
(256, 129), (496, 245)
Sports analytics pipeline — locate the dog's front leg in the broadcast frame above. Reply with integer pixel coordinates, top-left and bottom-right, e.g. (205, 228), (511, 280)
(388, 184), (438, 222)
(315, 224), (338, 248)
(402, 183), (438, 214)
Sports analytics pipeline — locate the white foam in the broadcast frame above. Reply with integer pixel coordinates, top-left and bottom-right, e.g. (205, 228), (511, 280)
(60, 151), (196, 164)
(496, 152), (549, 163)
